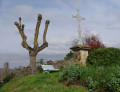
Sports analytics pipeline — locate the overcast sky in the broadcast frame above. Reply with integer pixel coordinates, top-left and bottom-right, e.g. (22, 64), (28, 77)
(0, 0), (120, 68)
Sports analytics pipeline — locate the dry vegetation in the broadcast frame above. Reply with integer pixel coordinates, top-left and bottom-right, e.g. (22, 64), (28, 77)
(47, 58), (76, 69)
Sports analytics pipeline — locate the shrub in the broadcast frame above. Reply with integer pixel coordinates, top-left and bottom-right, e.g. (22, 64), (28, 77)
(86, 35), (105, 53)
(64, 51), (74, 61)
(59, 64), (120, 92)
(10, 66), (32, 78)
(46, 60), (54, 65)
(72, 31), (106, 53)
(87, 48), (120, 66)
(82, 31), (106, 53)
(3, 73), (15, 83)
(36, 66), (43, 73)
(36, 59), (44, 66)
(0, 82), (4, 87)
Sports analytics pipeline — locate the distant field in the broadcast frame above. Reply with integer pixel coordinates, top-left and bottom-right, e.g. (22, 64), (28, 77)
(0, 73), (88, 92)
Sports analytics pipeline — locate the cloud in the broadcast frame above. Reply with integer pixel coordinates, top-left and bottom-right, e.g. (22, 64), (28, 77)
(106, 26), (120, 31)
(69, 0), (82, 8)
(109, 0), (120, 7)
(104, 41), (120, 48)
(12, 5), (33, 18)
(0, 0), (1, 5)
(104, 41), (116, 47)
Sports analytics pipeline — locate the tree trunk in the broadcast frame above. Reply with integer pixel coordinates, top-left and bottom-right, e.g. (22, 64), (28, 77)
(29, 54), (36, 73)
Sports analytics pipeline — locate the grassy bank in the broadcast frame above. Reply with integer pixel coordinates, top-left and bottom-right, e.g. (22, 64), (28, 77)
(0, 73), (88, 92)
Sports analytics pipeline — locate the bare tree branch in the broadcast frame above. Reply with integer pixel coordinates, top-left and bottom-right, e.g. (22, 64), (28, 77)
(19, 17), (21, 27)
(37, 20), (49, 52)
(14, 18), (32, 51)
(38, 42), (48, 52)
(34, 14), (42, 47)
(43, 20), (50, 43)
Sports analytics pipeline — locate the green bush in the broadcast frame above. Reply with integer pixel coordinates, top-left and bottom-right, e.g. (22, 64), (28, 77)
(59, 64), (120, 92)
(64, 51), (74, 61)
(0, 82), (3, 87)
(87, 47), (120, 66)
(36, 59), (44, 66)
(3, 73), (15, 83)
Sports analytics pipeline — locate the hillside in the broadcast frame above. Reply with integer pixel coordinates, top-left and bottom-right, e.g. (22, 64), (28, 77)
(0, 73), (88, 92)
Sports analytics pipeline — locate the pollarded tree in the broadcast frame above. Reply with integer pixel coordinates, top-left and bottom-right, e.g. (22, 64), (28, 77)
(14, 14), (50, 72)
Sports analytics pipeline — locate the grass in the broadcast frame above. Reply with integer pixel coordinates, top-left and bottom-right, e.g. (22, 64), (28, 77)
(0, 73), (88, 92)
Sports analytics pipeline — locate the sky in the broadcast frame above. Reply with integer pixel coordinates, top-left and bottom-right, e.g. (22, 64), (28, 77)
(0, 0), (120, 68)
